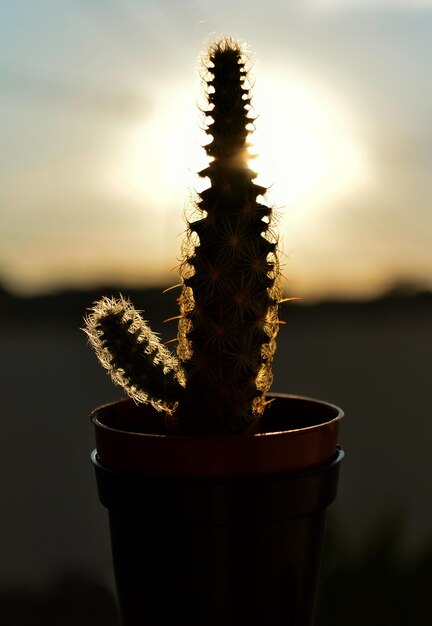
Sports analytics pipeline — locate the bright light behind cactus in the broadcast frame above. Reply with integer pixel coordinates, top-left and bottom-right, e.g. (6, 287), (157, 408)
(252, 68), (369, 211)
(122, 67), (368, 224)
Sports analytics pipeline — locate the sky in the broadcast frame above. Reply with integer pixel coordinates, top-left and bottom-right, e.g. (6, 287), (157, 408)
(1, 0), (432, 300)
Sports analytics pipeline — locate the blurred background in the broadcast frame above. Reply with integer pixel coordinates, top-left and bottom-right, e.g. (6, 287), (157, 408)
(1, 1), (431, 624)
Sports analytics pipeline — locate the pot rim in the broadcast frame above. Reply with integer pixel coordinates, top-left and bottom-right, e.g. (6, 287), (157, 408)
(91, 392), (344, 441)
(91, 394), (344, 477)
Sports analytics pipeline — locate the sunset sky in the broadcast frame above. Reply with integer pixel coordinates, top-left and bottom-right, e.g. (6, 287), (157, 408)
(1, 0), (431, 300)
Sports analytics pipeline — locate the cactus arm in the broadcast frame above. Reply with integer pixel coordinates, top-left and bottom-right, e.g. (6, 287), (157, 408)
(84, 296), (185, 414)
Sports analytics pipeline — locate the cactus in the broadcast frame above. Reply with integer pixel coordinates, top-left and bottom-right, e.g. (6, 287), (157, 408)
(85, 37), (282, 435)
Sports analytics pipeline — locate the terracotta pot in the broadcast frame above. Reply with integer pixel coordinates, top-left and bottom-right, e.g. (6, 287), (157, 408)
(91, 394), (344, 626)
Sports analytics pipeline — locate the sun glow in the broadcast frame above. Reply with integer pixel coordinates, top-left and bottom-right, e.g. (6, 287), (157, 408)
(250, 68), (369, 212)
(114, 69), (369, 238)
(115, 81), (207, 210)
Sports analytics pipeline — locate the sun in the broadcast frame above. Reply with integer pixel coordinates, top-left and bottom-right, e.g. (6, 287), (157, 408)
(114, 68), (369, 237)
(249, 67), (369, 213)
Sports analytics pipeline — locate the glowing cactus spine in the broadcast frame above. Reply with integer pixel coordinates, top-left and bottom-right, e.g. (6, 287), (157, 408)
(85, 38), (281, 436)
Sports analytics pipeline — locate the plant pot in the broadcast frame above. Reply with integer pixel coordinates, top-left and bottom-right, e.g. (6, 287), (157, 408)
(91, 393), (344, 626)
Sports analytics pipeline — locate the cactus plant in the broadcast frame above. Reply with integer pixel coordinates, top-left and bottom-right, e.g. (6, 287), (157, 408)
(84, 37), (282, 435)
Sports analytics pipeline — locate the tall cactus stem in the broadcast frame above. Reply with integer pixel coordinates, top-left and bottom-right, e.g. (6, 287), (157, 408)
(176, 38), (282, 434)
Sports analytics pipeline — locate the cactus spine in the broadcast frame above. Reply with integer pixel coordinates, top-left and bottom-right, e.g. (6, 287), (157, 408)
(85, 38), (281, 435)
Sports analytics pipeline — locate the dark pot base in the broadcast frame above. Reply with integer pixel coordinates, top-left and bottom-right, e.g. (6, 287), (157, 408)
(92, 448), (344, 626)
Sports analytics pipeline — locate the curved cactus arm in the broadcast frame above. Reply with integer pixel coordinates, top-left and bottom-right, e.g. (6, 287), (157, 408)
(84, 296), (185, 413)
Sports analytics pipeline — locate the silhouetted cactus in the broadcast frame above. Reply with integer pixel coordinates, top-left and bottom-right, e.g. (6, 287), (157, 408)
(85, 37), (282, 435)
(176, 39), (281, 434)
